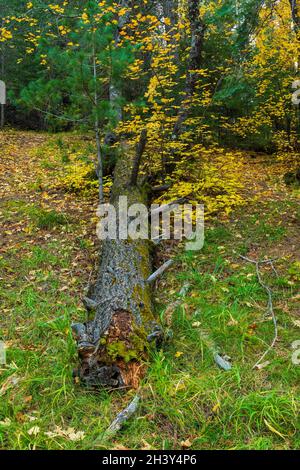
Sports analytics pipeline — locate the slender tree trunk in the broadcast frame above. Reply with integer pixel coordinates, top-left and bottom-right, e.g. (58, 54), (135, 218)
(162, 0), (179, 52)
(290, 0), (300, 33)
(289, 0), (300, 147)
(95, 125), (104, 204)
(289, 0), (300, 68)
(108, 0), (131, 128)
(0, 21), (5, 128)
(173, 0), (205, 138)
(93, 40), (104, 204)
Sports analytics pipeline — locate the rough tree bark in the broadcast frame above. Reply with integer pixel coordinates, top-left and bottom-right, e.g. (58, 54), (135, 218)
(173, 0), (205, 138)
(73, 141), (161, 390)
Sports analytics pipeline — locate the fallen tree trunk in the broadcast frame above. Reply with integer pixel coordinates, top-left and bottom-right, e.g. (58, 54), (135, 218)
(73, 143), (161, 390)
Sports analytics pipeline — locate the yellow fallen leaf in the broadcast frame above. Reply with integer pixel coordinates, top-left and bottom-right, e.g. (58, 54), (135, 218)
(230, 264), (240, 269)
(212, 403), (221, 414)
(175, 351), (184, 358)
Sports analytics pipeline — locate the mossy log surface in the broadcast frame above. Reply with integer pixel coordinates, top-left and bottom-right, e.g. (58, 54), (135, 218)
(73, 147), (159, 389)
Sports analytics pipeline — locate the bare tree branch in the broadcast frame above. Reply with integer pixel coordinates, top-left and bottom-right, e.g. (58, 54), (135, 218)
(239, 255), (278, 369)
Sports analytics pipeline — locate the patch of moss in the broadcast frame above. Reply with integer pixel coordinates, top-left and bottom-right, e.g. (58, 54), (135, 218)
(133, 282), (153, 324)
(107, 341), (138, 362)
(106, 325), (148, 363)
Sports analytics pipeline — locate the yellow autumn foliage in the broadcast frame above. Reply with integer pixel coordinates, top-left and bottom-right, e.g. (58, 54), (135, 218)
(57, 161), (98, 194)
(155, 146), (246, 218)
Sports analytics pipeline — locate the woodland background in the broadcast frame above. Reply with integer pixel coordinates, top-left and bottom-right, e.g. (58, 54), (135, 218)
(0, 0), (299, 450)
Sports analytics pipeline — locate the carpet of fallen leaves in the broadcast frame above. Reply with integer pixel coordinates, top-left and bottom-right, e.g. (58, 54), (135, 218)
(240, 152), (299, 245)
(0, 129), (100, 292)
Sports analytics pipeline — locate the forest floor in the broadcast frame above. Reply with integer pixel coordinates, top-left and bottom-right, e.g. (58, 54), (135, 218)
(0, 129), (299, 450)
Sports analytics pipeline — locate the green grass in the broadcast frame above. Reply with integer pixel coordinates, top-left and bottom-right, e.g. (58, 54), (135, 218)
(0, 176), (299, 449)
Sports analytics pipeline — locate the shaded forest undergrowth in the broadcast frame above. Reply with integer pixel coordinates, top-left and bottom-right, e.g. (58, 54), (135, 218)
(0, 130), (299, 450)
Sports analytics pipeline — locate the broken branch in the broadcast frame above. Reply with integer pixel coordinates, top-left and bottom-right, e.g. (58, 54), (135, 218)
(129, 129), (147, 186)
(147, 259), (174, 284)
(151, 184), (171, 193)
(99, 395), (140, 442)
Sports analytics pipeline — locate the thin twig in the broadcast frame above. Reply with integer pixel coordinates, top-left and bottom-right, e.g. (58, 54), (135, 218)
(269, 260), (279, 278)
(239, 255), (278, 369)
(94, 395), (140, 445)
(147, 259), (174, 284)
(33, 106), (87, 123)
(85, 269), (94, 295)
(151, 184), (171, 193)
(214, 353), (232, 371)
